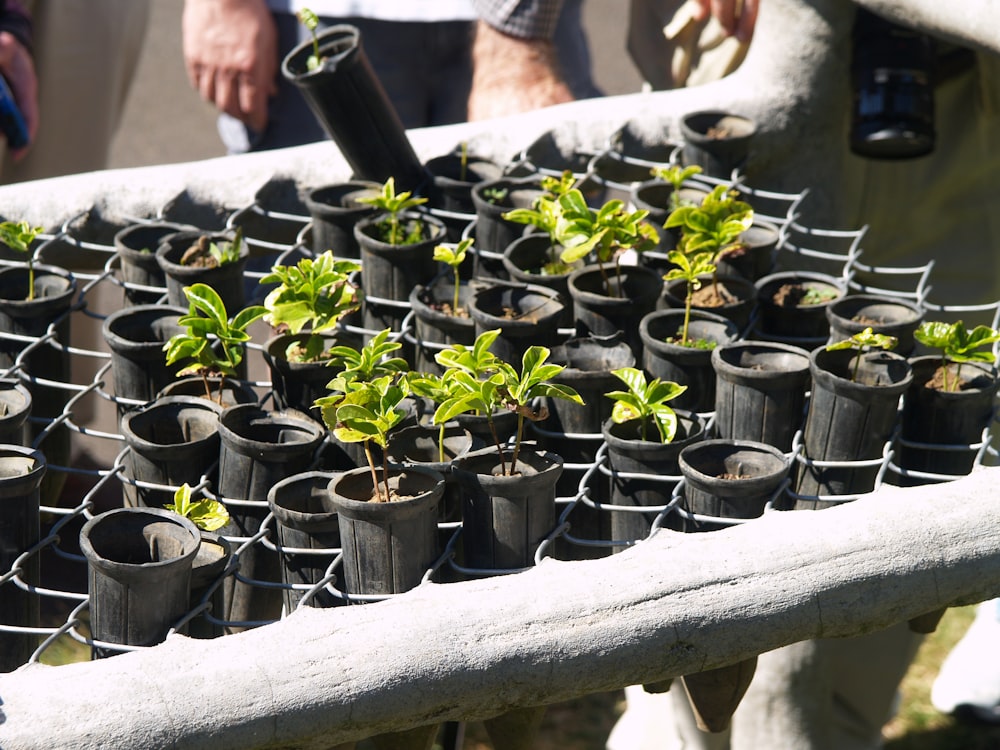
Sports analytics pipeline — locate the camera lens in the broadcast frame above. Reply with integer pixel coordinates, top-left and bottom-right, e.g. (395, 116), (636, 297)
(850, 9), (935, 159)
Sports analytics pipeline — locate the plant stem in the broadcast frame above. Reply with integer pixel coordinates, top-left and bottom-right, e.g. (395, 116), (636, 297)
(682, 284), (693, 347)
(453, 271), (460, 316)
(364, 442), (383, 501)
(381, 450), (392, 503)
(488, 414), (507, 476)
(509, 414), (525, 475)
(438, 423), (445, 463)
(27, 261), (34, 302)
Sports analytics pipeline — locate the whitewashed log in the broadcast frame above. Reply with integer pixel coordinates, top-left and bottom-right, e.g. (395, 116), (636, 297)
(0, 468), (998, 750)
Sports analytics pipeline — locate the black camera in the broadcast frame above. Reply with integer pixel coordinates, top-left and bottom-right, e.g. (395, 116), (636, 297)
(849, 8), (935, 159)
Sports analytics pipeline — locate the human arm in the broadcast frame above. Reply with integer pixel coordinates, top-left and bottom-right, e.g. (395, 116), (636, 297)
(181, 0), (278, 133)
(467, 0), (573, 121)
(0, 1), (37, 159)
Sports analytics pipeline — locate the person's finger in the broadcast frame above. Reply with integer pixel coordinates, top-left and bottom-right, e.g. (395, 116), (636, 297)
(691, 0), (711, 22)
(735, 0), (758, 43)
(711, 0), (738, 36)
(213, 70), (242, 120)
(237, 74), (269, 132)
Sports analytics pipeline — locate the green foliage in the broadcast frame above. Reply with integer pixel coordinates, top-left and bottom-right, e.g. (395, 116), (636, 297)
(431, 329), (583, 474)
(433, 238), (472, 315)
(826, 326), (898, 382)
(321, 328), (409, 399)
(480, 185), (509, 204)
(357, 177), (429, 245)
(163, 283), (266, 403)
(663, 249), (718, 346)
(165, 483), (230, 532)
(605, 367), (686, 443)
(651, 164), (703, 210)
(914, 320), (1000, 391)
(297, 8), (322, 70)
(209, 229), (244, 266)
(501, 171), (581, 276)
(260, 252), (360, 361)
(664, 184), (753, 257)
(0, 220), (43, 300)
(557, 193), (658, 267)
(314, 331), (410, 501)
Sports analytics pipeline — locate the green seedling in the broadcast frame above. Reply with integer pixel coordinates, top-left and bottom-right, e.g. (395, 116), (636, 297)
(260, 252), (360, 362)
(0, 220), (43, 300)
(502, 171), (579, 275)
(913, 320), (1000, 392)
(319, 375), (409, 502)
(662, 249), (718, 347)
(480, 185), (509, 204)
(651, 164), (704, 210)
(557, 193), (658, 296)
(322, 328), (409, 399)
(432, 329), (583, 475)
(298, 8), (322, 70)
(433, 238), (472, 316)
(165, 483), (229, 532)
(406, 371), (455, 463)
(163, 283), (266, 404)
(357, 177), (429, 246)
(826, 327), (898, 382)
(605, 367), (687, 444)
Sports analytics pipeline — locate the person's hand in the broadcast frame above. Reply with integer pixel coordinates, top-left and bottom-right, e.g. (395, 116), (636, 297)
(0, 30), (37, 160)
(468, 21), (574, 121)
(693, 0), (758, 43)
(182, 0), (278, 133)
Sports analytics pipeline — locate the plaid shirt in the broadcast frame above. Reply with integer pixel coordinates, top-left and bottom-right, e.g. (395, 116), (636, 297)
(472, 0), (565, 39)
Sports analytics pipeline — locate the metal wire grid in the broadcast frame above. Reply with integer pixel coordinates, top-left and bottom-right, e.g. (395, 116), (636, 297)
(0, 135), (998, 669)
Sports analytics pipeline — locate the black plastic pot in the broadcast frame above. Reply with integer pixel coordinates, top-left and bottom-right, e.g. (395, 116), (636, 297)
(716, 219), (781, 281)
(470, 176), (546, 277)
(0, 379), (31, 446)
(425, 152), (503, 242)
(268, 470), (341, 611)
(119, 395), (224, 509)
(0, 265), (76, 488)
(303, 181), (379, 259)
(795, 347), (912, 503)
(660, 273), (756, 331)
(0, 446), (45, 671)
(328, 465), (444, 595)
(678, 439), (791, 531)
(387, 423), (477, 525)
(711, 340), (811, 451)
(754, 271), (846, 345)
(188, 531), (232, 639)
(114, 222), (181, 305)
(825, 294), (924, 355)
(262, 330), (362, 421)
(680, 110), (757, 178)
(540, 334), (636, 560)
(354, 210), (447, 334)
(897, 356), (998, 479)
(408, 278), (484, 374)
(79, 507), (200, 658)
(468, 281), (566, 366)
(281, 25), (427, 192)
(155, 230), (250, 314)
(102, 304), (187, 411)
(217, 405), (327, 628)
(602, 414), (705, 546)
(568, 264), (663, 357)
(501, 234), (580, 327)
(452, 448), (563, 571)
(630, 178), (710, 235)
(156, 375), (259, 408)
(640, 309), (740, 413)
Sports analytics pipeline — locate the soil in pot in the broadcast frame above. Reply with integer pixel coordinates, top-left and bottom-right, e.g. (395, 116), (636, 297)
(680, 110), (757, 178)
(754, 271), (846, 344)
(469, 281), (566, 366)
(661, 274), (756, 331)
